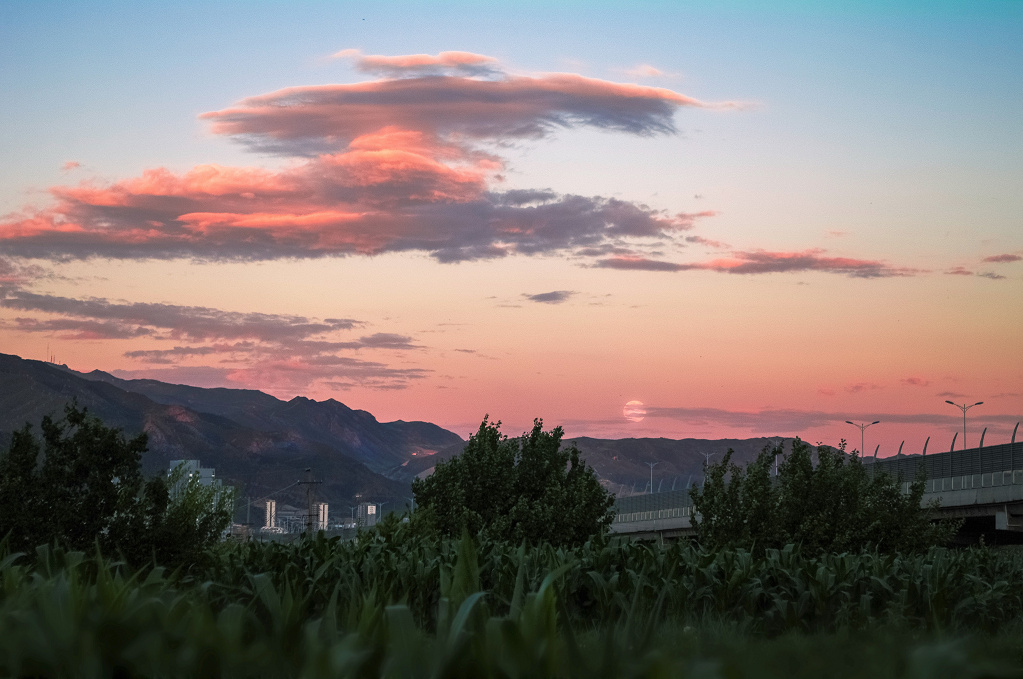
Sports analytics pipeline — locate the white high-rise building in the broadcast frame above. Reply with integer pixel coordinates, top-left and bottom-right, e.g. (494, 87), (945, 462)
(264, 499), (277, 529)
(316, 502), (329, 530)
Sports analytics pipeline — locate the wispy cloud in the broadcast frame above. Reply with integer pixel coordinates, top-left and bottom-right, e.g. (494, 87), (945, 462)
(0, 286), (426, 392)
(901, 377), (930, 387)
(946, 265), (1007, 280)
(332, 49), (502, 78)
(845, 382), (883, 394)
(0, 289), (357, 341)
(0, 258), (46, 287)
(623, 64), (665, 78)
(644, 405), (1021, 435)
(982, 253), (1021, 264)
(595, 249), (920, 278)
(523, 290), (575, 304)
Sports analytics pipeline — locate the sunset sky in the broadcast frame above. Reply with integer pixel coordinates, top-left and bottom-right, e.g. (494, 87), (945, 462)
(1, 1), (1020, 454)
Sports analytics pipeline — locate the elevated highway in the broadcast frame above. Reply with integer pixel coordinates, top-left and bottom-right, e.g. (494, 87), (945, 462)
(610, 441), (1023, 542)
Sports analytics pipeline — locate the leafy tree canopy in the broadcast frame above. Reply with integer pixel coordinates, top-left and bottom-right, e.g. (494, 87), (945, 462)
(690, 438), (957, 554)
(411, 417), (614, 546)
(0, 403), (232, 567)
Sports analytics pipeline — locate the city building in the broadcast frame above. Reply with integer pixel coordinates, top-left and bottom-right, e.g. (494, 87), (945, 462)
(264, 499), (277, 531)
(316, 502), (329, 531)
(167, 459), (217, 490)
(356, 502), (378, 527)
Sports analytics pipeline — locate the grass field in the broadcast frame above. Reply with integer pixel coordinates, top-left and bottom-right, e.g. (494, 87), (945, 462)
(1, 534), (1022, 677)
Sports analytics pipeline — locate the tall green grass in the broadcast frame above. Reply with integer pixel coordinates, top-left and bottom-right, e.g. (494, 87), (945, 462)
(1, 535), (1022, 677)
(203, 531), (1023, 634)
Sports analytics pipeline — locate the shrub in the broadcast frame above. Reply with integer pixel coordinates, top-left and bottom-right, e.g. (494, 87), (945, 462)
(690, 438), (957, 553)
(411, 417), (614, 545)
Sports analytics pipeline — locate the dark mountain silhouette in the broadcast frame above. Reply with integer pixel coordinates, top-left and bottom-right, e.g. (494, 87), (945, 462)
(75, 369), (461, 474)
(0, 353), (461, 513)
(0, 351), (804, 513)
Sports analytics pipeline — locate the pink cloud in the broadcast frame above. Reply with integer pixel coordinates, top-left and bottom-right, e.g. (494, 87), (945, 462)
(901, 376), (930, 387)
(595, 249), (920, 278)
(624, 64), (664, 78)
(684, 234), (730, 248)
(982, 253), (1022, 263)
(0, 54), (728, 264)
(335, 49), (502, 78)
(61, 161), (81, 172)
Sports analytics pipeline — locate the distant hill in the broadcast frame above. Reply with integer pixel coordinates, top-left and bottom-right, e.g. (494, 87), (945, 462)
(75, 369), (462, 474)
(398, 432), (799, 496)
(0, 351), (804, 514)
(0, 353), (461, 513)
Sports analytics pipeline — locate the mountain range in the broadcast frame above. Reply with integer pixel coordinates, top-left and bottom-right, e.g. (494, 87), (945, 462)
(0, 352), (796, 518)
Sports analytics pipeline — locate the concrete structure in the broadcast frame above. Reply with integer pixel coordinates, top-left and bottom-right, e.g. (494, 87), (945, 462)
(611, 441), (1023, 542)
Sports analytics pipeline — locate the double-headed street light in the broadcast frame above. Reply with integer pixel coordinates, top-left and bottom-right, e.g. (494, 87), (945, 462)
(845, 420), (880, 457)
(945, 400), (983, 449)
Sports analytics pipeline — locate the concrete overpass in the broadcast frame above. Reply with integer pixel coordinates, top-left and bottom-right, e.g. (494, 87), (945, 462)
(610, 440), (1023, 543)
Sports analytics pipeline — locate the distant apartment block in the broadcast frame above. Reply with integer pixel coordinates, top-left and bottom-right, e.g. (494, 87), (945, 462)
(357, 502), (378, 527)
(167, 459), (218, 492)
(316, 502), (329, 531)
(264, 499), (277, 530)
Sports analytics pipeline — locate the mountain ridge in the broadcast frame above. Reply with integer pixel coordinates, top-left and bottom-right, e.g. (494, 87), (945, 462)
(2, 352), (802, 511)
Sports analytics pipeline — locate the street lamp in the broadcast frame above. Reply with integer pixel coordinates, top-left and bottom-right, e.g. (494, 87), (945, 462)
(845, 420), (880, 457)
(945, 400), (983, 449)
(646, 461), (659, 494)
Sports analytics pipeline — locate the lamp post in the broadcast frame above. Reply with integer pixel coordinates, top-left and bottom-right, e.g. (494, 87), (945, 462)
(945, 400), (983, 449)
(845, 420), (880, 457)
(646, 461), (659, 494)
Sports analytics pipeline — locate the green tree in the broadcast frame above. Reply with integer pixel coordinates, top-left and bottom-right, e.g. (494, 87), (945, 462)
(411, 417), (614, 546)
(0, 403), (232, 567)
(690, 438), (956, 554)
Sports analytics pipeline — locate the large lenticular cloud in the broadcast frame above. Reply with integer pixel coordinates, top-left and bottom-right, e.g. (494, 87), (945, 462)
(0, 51), (724, 264)
(200, 70), (709, 155)
(0, 50), (908, 277)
